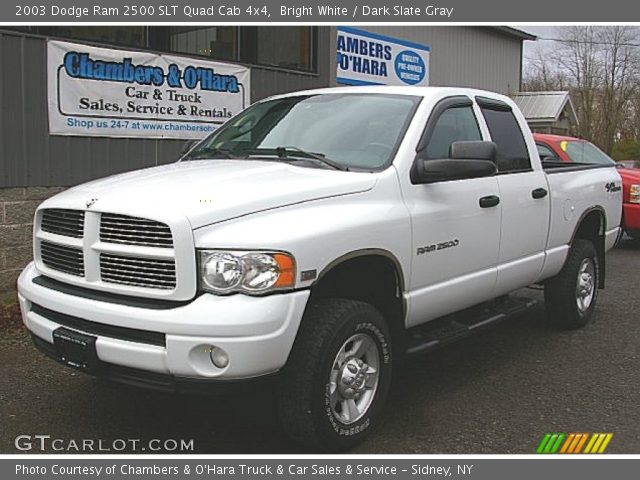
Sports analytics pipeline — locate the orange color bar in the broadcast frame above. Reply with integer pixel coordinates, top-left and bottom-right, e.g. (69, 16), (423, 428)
(567, 434), (582, 453)
(560, 434), (576, 454)
(574, 433), (589, 453)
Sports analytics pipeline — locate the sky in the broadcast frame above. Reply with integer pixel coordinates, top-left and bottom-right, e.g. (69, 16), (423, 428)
(514, 25), (558, 68)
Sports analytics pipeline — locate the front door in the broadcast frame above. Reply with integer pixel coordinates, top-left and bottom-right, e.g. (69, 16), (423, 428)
(403, 97), (501, 327)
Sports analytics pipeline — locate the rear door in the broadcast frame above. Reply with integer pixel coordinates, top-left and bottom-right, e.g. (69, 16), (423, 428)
(403, 96), (502, 327)
(476, 97), (551, 295)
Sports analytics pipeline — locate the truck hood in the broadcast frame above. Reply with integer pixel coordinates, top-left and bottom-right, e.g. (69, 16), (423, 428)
(619, 166), (640, 184)
(56, 160), (377, 228)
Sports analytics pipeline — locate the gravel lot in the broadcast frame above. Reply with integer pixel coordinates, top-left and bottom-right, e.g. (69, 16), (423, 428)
(1, 238), (639, 454)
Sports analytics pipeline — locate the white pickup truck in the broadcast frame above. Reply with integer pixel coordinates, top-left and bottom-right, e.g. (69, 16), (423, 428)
(18, 86), (622, 450)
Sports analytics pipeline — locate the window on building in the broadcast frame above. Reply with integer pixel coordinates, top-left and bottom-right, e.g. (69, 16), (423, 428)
(255, 27), (314, 71)
(164, 26), (316, 73)
(480, 107), (531, 173)
(424, 106), (482, 160)
(24, 26), (317, 74)
(168, 27), (237, 62)
(36, 27), (147, 48)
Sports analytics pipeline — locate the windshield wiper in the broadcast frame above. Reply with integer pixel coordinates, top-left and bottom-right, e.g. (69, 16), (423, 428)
(244, 146), (349, 171)
(184, 147), (238, 160)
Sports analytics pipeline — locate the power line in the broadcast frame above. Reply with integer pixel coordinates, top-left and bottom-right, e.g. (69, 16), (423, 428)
(538, 36), (640, 48)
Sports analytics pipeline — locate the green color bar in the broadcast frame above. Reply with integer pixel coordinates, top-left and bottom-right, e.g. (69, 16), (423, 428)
(537, 434), (552, 454)
(543, 434), (559, 454)
(550, 433), (567, 453)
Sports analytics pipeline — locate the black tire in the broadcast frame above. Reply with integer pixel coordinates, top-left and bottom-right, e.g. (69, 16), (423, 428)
(544, 239), (600, 329)
(626, 230), (640, 241)
(277, 298), (392, 451)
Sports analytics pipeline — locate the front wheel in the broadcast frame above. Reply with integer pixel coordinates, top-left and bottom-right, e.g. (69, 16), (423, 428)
(544, 239), (600, 329)
(277, 298), (392, 451)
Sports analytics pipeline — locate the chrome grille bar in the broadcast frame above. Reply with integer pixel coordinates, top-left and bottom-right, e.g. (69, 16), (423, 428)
(41, 209), (85, 238)
(40, 241), (85, 277)
(100, 253), (176, 290)
(100, 213), (173, 248)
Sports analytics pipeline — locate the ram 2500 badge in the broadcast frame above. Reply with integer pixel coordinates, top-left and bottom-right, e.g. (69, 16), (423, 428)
(18, 87), (622, 450)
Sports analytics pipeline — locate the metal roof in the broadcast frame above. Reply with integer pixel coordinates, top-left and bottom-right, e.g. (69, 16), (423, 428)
(490, 27), (537, 41)
(511, 91), (578, 125)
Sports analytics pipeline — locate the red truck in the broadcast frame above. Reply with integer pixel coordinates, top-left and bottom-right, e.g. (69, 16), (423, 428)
(534, 133), (640, 240)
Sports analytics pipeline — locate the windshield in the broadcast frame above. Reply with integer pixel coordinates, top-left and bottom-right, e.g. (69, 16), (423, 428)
(184, 93), (421, 170)
(562, 140), (615, 166)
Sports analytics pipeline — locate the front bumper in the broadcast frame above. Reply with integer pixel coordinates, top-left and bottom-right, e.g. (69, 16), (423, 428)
(18, 262), (310, 381)
(623, 202), (640, 233)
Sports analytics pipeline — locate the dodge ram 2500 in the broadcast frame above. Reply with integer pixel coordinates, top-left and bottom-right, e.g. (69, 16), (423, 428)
(18, 86), (622, 450)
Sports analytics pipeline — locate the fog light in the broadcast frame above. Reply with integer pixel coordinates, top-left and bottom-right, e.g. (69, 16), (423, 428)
(209, 346), (229, 368)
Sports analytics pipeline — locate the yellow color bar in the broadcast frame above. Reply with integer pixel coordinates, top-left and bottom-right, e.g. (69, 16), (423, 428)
(590, 434), (607, 453)
(583, 434), (598, 453)
(598, 434), (613, 453)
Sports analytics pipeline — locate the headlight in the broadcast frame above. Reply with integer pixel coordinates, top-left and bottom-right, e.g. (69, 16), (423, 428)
(630, 184), (640, 204)
(199, 250), (295, 294)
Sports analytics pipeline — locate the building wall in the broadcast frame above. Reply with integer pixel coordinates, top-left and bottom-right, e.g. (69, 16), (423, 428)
(352, 26), (523, 95)
(0, 187), (65, 295)
(0, 28), (334, 189)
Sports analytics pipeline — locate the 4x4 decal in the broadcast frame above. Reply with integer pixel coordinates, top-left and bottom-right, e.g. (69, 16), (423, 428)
(605, 182), (621, 193)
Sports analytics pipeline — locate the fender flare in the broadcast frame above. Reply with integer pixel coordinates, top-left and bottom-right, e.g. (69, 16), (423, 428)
(313, 248), (407, 317)
(569, 206), (607, 289)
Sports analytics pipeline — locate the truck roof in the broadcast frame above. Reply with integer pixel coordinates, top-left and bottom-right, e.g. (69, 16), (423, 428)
(268, 85), (513, 104)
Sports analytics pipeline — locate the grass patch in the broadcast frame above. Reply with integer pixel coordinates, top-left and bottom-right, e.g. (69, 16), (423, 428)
(1, 289), (18, 306)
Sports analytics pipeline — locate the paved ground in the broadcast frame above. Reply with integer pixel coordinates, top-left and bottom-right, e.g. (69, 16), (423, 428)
(1, 238), (639, 454)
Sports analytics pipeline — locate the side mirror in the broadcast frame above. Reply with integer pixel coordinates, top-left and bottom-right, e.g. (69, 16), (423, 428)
(450, 141), (497, 163)
(180, 139), (197, 157)
(411, 141), (498, 184)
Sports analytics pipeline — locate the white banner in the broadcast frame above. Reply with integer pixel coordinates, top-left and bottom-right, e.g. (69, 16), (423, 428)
(337, 27), (430, 87)
(47, 40), (250, 139)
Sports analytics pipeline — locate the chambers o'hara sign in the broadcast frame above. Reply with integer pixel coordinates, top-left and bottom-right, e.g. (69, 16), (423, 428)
(47, 40), (250, 139)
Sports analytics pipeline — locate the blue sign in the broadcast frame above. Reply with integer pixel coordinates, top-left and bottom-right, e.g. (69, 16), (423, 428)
(337, 27), (430, 87)
(394, 50), (427, 85)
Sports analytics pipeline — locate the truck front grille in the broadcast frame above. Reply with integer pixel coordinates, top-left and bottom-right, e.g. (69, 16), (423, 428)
(40, 241), (85, 277)
(100, 213), (173, 248)
(36, 208), (190, 297)
(100, 253), (177, 290)
(41, 209), (85, 238)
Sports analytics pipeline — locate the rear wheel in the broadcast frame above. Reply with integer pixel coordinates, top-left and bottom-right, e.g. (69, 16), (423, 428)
(277, 298), (392, 451)
(544, 239), (599, 329)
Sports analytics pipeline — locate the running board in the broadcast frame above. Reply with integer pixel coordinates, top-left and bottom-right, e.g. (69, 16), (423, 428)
(406, 296), (538, 356)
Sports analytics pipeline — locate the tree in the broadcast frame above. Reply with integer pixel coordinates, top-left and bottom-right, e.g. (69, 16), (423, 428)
(522, 47), (569, 92)
(556, 26), (602, 143)
(522, 26), (640, 154)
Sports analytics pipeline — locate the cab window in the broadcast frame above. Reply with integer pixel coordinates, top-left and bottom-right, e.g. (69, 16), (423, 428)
(423, 106), (482, 160)
(480, 106), (531, 173)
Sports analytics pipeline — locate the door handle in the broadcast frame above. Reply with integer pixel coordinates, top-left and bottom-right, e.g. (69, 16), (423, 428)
(532, 188), (548, 199)
(479, 195), (500, 208)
